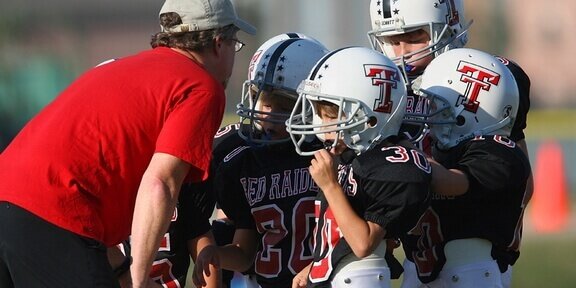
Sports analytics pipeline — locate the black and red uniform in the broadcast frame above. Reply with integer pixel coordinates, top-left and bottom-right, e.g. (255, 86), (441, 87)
(307, 140), (432, 288)
(214, 136), (323, 288)
(406, 136), (531, 283)
(399, 56), (532, 283)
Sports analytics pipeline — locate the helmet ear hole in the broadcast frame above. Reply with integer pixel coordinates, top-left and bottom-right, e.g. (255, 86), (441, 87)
(367, 116), (378, 128)
(456, 115), (466, 126)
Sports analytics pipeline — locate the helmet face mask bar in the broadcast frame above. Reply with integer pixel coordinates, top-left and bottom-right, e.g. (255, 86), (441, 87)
(287, 82), (371, 156)
(237, 80), (297, 145)
(401, 87), (459, 147)
(375, 24), (471, 84)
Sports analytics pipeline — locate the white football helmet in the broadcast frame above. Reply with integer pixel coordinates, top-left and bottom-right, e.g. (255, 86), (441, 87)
(286, 47), (407, 155)
(237, 33), (329, 144)
(419, 48), (519, 149)
(367, 0), (469, 78)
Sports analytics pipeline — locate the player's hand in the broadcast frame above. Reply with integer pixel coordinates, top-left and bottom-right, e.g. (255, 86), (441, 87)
(128, 276), (164, 288)
(309, 149), (339, 192)
(117, 271), (132, 288)
(192, 245), (220, 287)
(145, 279), (163, 288)
(386, 238), (401, 252)
(292, 263), (312, 288)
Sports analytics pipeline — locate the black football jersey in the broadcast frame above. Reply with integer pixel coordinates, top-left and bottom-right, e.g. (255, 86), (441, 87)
(215, 140), (322, 288)
(307, 141), (432, 288)
(406, 136), (531, 283)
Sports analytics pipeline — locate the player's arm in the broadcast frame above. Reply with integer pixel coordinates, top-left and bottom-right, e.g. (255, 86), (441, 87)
(219, 228), (259, 271)
(107, 244), (132, 288)
(398, 138), (469, 196)
(130, 153), (190, 288)
(188, 231), (220, 288)
(192, 229), (259, 287)
(310, 149), (386, 258)
(429, 157), (469, 196)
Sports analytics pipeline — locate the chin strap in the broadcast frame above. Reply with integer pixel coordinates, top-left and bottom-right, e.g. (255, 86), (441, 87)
(471, 116), (513, 138)
(339, 148), (357, 165)
(452, 115), (513, 148)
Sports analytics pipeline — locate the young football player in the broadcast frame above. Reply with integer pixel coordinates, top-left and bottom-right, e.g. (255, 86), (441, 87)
(191, 34), (329, 288)
(367, 0), (530, 155)
(286, 46), (432, 288)
(367, 1), (532, 286)
(401, 47), (532, 288)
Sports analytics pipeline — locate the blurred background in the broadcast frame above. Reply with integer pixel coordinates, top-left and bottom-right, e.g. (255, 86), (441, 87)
(1, 0), (574, 287)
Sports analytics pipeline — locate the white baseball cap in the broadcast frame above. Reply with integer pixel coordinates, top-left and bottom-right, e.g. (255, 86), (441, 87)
(159, 0), (256, 35)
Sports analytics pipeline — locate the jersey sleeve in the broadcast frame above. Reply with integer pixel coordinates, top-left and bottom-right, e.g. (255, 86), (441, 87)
(350, 144), (432, 238)
(178, 181), (216, 240)
(213, 157), (256, 230)
(455, 139), (530, 199)
(360, 177), (431, 238)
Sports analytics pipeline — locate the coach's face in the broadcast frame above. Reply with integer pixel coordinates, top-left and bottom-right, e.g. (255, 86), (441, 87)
(220, 33), (240, 88)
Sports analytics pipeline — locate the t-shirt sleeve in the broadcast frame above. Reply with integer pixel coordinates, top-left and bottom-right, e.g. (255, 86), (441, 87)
(156, 89), (225, 182)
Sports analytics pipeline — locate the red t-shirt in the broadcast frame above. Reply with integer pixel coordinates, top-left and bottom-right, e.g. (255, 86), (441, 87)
(0, 47), (225, 246)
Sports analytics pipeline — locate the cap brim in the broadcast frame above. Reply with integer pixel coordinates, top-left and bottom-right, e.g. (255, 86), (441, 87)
(234, 18), (256, 35)
(375, 26), (422, 37)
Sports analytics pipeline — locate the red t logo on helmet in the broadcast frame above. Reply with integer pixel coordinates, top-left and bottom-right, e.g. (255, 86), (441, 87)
(364, 64), (399, 113)
(457, 61), (501, 113)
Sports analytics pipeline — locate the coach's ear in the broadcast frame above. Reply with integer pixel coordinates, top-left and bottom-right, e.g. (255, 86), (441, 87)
(212, 35), (230, 57)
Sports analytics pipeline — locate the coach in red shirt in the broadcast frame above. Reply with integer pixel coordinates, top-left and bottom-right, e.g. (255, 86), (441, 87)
(0, 0), (255, 287)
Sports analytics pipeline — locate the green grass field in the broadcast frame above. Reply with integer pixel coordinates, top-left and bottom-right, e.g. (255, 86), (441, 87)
(510, 235), (576, 288)
(386, 232), (576, 288)
(524, 109), (576, 140)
